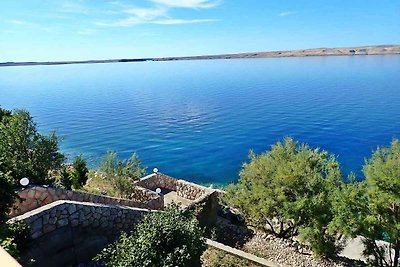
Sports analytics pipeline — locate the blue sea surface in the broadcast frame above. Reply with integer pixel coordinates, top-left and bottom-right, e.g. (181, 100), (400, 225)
(1, 56), (399, 185)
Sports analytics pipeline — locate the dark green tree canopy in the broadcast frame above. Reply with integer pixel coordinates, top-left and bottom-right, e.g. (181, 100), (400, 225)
(0, 171), (16, 225)
(224, 137), (343, 255)
(71, 155), (89, 188)
(95, 205), (206, 267)
(0, 109), (65, 185)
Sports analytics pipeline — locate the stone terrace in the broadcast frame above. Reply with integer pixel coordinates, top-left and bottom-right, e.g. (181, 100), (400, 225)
(134, 172), (216, 208)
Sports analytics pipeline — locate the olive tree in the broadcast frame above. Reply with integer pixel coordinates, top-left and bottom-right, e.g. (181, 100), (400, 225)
(95, 205), (206, 267)
(224, 137), (343, 255)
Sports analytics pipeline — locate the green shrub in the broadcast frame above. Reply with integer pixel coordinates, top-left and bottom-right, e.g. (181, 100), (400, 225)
(332, 139), (400, 267)
(223, 137), (343, 256)
(0, 221), (30, 259)
(71, 155), (88, 189)
(95, 205), (206, 267)
(60, 166), (73, 190)
(0, 171), (16, 225)
(85, 151), (146, 198)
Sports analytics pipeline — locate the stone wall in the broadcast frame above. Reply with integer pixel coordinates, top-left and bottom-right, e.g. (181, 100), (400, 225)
(135, 173), (178, 191)
(9, 200), (151, 267)
(136, 173), (214, 201)
(176, 179), (210, 200)
(9, 185), (163, 218)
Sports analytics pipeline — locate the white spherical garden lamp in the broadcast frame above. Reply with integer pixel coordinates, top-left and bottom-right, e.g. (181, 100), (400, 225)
(20, 177), (30, 187)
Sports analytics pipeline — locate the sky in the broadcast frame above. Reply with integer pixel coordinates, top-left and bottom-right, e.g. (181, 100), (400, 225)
(0, 0), (399, 62)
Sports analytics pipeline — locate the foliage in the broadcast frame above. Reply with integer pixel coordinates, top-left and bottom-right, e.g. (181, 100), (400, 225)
(223, 137), (343, 256)
(0, 107), (12, 122)
(95, 205), (206, 267)
(333, 139), (400, 267)
(0, 221), (30, 259)
(0, 109), (65, 185)
(0, 171), (16, 225)
(85, 151), (146, 198)
(71, 155), (88, 189)
(0, 163), (30, 259)
(52, 166), (73, 190)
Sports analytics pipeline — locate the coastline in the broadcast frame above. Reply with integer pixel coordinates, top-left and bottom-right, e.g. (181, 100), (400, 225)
(1, 44), (399, 68)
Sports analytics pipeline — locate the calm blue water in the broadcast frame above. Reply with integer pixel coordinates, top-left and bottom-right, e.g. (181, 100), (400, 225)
(1, 56), (399, 185)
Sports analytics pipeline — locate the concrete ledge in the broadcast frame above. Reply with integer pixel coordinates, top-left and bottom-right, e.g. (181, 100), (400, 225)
(0, 246), (22, 267)
(206, 239), (283, 267)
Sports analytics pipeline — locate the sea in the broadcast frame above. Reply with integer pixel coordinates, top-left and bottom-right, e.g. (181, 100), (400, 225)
(1, 55), (399, 185)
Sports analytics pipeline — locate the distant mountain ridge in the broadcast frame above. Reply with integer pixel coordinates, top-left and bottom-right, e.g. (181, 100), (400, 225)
(1, 45), (399, 67)
(155, 45), (400, 61)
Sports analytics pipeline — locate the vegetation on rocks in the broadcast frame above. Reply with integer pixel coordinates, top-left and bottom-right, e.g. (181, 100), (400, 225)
(95, 205), (206, 267)
(71, 155), (89, 188)
(83, 151), (146, 198)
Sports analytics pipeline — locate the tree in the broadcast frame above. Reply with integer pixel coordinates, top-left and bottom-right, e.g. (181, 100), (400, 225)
(56, 166), (73, 190)
(331, 139), (400, 267)
(95, 205), (206, 267)
(224, 137), (343, 256)
(71, 155), (88, 188)
(0, 109), (65, 185)
(0, 107), (11, 122)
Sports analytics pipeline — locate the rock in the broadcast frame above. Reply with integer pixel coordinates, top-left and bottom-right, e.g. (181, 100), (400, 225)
(57, 218), (68, 228)
(43, 224), (56, 233)
(31, 231), (42, 239)
(68, 205), (77, 215)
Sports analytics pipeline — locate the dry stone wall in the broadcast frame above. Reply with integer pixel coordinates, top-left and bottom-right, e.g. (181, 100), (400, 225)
(176, 179), (210, 200)
(135, 173), (178, 191)
(135, 173), (213, 201)
(10, 200), (151, 267)
(9, 185), (163, 218)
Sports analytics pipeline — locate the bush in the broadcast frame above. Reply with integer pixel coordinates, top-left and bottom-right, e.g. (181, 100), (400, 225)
(95, 205), (206, 267)
(333, 139), (400, 267)
(0, 221), (30, 259)
(223, 137), (343, 256)
(0, 171), (16, 225)
(71, 155), (88, 189)
(85, 151), (146, 198)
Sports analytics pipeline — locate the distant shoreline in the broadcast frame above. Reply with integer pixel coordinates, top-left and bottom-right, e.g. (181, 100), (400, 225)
(1, 44), (399, 67)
